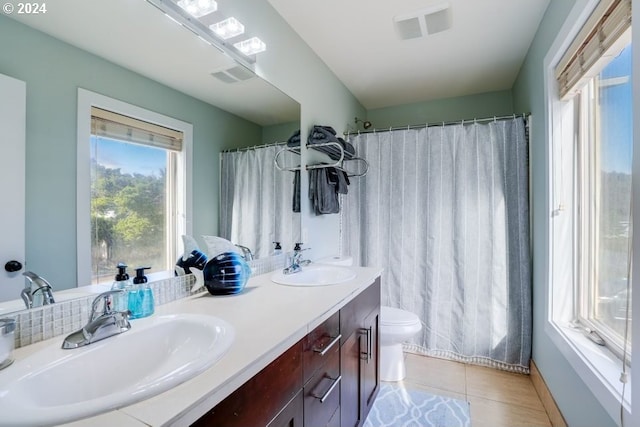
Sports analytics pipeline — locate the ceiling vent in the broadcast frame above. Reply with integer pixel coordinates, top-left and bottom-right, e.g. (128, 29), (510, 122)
(211, 65), (255, 83)
(394, 1), (452, 40)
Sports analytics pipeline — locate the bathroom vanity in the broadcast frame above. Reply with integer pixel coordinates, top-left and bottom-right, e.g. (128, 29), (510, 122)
(5, 266), (382, 426)
(193, 278), (380, 427)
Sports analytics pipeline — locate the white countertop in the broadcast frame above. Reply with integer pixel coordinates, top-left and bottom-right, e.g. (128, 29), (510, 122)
(12, 266), (382, 427)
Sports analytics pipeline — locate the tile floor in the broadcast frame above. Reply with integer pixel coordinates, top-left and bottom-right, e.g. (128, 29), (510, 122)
(398, 353), (552, 427)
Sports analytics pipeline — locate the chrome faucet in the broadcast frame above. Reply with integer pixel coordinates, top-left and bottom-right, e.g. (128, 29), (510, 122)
(235, 244), (254, 261)
(283, 243), (311, 275)
(21, 271), (55, 309)
(62, 290), (131, 349)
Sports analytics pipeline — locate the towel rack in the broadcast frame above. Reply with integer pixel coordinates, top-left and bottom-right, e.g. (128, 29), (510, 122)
(274, 141), (369, 177)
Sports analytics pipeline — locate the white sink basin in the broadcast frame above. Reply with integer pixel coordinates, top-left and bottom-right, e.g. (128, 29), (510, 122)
(0, 313), (234, 426)
(271, 265), (357, 286)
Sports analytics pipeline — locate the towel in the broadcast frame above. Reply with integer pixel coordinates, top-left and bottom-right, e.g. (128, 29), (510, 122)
(289, 126), (356, 160)
(292, 170), (301, 213)
(287, 129), (301, 147)
(309, 166), (349, 215)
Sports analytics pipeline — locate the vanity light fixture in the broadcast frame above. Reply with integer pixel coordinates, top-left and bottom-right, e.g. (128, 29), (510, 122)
(210, 17), (245, 39)
(176, 0), (217, 18)
(234, 37), (267, 56)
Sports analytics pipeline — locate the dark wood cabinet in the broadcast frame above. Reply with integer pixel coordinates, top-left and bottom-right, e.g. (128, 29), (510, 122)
(360, 308), (380, 418)
(267, 391), (304, 427)
(192, 279), (380, 427)
(302, 311), (341, 427)
(303, 344), (341, 427)
(192, 341), (303, 427)
(340, 278), (381, 427)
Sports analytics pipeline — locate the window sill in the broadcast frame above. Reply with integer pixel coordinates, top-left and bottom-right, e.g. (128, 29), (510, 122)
(546, 320), (631, 423)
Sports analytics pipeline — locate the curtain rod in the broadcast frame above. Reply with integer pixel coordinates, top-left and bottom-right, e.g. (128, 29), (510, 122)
(344, 113), (530, 136)
(221, 140), (286, 153)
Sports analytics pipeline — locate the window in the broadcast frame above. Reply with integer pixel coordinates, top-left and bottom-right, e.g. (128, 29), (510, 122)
(553, 0), (633, 358)
(575, 44), (632, 356)
(90, 108), (183, 284)
(546, 0), (632, 418)
(77, 90), (192, 286)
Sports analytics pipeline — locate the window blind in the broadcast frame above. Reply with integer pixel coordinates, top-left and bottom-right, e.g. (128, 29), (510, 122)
(555, 0), (631, 100)
(91, 107), (183, 151)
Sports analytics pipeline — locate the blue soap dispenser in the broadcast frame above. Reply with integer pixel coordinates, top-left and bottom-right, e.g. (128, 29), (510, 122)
(111, 263), (132, 312)
(273, 241), (282, 256)
(131, 267), (154, 319)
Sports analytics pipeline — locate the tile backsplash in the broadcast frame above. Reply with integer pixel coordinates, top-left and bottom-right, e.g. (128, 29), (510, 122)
(5, 254), (285, 350)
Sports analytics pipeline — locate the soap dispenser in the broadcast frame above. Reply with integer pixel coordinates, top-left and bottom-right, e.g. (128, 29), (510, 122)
(111, 263), (132, 312)
(273, 241), (282, 256)
(130, 267), (154, 319)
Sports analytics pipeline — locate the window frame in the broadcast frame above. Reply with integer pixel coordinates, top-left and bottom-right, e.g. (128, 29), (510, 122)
(77, 89), (193, 286)
(574, 74), (631, 359)
(544, 0), (632, 422)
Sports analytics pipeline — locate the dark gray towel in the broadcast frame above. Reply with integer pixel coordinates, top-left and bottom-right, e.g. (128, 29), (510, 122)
(309, 167), (341, 215)
(287, 129), (301, 147)
(292, 170), (301, 213)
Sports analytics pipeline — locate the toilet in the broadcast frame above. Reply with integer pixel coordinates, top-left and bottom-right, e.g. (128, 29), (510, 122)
(379, 306), (422, 382)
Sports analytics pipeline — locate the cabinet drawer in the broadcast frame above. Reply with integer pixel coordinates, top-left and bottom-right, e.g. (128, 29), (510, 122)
(303, 345), (341, 427)
(193, 340), (303, 427)
(303, 311), (340, 383)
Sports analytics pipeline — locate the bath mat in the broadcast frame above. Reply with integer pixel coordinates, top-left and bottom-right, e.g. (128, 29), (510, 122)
(363, 383), (471, 427)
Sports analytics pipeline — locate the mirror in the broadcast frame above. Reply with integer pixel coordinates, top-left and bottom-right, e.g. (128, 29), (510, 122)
(0, 1), (300, 313)
(218, 125), (302, 260)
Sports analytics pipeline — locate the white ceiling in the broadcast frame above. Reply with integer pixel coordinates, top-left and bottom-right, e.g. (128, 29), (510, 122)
(268, 0), (550, 109)
(9, 0), (550, 122)
(8, 0), (299, 126)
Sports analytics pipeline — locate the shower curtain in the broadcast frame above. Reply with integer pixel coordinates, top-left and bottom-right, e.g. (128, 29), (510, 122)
(220, 145), (300, 259)
(341, 117), (531, 372)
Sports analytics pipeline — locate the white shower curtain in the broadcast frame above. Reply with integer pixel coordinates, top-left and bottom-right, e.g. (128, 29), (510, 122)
(220, 145), (300, 259)
(341, 117), (531, 372)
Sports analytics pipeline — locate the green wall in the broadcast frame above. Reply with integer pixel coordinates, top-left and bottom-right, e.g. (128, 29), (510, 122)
(0, 15), (262, 290)
(366, 90), (514, 129)
(262, 121), (299, 145)
(512, 1), (617, 426)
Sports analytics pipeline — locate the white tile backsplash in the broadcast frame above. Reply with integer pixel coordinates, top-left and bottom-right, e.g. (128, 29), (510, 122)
(4, 256), (284, 350)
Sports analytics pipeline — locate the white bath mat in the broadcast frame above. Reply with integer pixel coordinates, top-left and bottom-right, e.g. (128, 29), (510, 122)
(364, 382), (471, 427)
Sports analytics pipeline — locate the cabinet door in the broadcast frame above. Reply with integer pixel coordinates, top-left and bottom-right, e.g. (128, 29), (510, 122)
(339, 331), (360, 427)
(360, 309), (380, 420)
(0, 73), (26, 302)
(267, 391), (303, 427)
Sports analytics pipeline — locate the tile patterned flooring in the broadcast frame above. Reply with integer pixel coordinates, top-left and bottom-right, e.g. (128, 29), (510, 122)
(399, 353), (553, 427)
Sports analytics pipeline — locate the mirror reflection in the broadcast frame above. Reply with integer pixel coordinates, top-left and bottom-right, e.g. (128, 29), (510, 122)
(219, 135), (301, 259)
(0, 0), (301, 313)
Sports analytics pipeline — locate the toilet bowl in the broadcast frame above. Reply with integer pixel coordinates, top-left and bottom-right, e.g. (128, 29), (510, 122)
(379, 306), (422, 382)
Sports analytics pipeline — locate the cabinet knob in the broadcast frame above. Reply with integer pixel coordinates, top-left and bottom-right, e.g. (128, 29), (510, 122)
(4, 260), (23, 273)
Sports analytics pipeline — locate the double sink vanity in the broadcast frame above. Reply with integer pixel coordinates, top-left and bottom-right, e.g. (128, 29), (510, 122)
(0, 264), (382, 427)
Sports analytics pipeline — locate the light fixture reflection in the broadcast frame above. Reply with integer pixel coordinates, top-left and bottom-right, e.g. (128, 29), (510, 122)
(210, 17), (245, 39)
(176, 0), (217, 18)
(234, 37), (267, 56)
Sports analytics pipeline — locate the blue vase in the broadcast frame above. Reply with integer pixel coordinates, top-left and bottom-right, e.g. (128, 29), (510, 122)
(203, 252), (252, 295)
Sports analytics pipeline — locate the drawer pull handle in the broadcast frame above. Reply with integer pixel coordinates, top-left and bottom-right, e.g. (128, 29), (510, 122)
(313, 375), (342, 403)
(313, 334), (342, 357)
